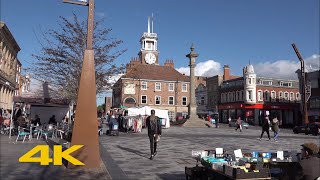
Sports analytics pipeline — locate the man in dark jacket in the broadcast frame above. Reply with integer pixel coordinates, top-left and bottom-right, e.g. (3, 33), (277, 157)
(146, 109), (162, 160)
(297, 143), (320, 180)
(259, 116), (271, 141)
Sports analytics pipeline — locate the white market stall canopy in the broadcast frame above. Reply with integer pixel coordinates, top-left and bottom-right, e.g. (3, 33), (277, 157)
(127, 106), (170, 128)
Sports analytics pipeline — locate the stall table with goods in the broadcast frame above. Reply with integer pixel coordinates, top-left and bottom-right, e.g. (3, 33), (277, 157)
(186, 148), (301, 180)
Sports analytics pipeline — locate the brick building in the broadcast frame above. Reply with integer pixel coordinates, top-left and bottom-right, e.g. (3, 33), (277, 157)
(112, 16), (192, 118)
(218, 64), (300, 126)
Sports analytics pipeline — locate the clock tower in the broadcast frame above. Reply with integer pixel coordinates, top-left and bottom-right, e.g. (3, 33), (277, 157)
(139, 15), (159, 65)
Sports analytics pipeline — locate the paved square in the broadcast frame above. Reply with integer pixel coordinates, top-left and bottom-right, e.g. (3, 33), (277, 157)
(99, 125), (319, 180)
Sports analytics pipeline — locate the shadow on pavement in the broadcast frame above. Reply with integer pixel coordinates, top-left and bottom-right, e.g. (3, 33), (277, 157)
(116, 145), (149, 159)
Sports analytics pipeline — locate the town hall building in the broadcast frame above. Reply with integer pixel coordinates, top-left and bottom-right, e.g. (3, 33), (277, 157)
(112, 17), (191, 117)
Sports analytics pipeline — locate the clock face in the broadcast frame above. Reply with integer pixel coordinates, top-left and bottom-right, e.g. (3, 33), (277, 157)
(145, 53), (156, 64)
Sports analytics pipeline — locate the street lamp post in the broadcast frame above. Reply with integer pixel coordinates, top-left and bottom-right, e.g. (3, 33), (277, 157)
(63, 0), (100, 168)
(292, 43), (308, 125)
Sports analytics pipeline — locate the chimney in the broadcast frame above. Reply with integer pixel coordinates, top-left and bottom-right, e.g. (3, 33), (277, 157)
(164, 59), (174, 68)
(223, 65), (230, 81)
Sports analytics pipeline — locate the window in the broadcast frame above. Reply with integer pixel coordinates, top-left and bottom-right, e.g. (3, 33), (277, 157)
(279, 91), (283, 102)
(290, 92), (294, 102)
(168, 83), (174, 91)
(182, 96), (187, 105)
(236, 91), (239, 101)
(271, 91), (276, 102)
(241, 90), (244, 101)
(168, 96), (174, 105)
(155, 96), (161, 105)
(262, 80), (272, 86)
(296, 93), (300, 101)
(201, 97), (205, 105)
(141, 81), (147, 90)
(248, 78), (252, 84)
(280, 81), (292, 87)
(182, 83), (188, 92)
(248, 90), (252, 100)
(264, 91), (269, 101)
(284, 92), (289, 101)
(141, 95), (147, 104)
(155, 82), (161, 91)
(258, 90), (263, 101)
(228, 92), (232, 102)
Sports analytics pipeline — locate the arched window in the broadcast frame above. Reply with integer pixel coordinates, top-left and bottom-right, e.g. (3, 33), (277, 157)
(124, 97), (136, 104)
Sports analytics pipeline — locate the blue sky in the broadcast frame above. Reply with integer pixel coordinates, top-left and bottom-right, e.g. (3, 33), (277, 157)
(1, 0), (319, 105)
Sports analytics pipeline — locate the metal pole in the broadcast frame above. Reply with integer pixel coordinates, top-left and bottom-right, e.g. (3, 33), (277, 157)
(9, 102), (14, 138)
(292, 43), (308, 124)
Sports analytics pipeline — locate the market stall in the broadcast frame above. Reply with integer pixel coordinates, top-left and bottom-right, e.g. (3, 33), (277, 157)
(186, 148), (301, 180)
(127, 106), (170, 128)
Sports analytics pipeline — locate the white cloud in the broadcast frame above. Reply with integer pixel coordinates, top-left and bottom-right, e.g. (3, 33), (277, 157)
(176, 60), (221, 77)
(254, 54), (319, 80)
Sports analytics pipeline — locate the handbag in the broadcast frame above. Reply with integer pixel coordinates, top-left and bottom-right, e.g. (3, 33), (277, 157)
(154, 134), (161, 142)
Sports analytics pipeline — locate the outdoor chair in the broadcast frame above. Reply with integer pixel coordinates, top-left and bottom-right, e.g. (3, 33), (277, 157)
(37, 127), (49, 140)
(16, 126), (31, 143)
(31, 125), (41, 139)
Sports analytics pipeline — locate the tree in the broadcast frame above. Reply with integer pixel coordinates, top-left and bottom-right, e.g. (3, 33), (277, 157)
(30, 12), (126, 101)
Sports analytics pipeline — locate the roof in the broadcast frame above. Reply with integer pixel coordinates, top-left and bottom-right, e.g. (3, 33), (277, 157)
(122, 64), (190, 82)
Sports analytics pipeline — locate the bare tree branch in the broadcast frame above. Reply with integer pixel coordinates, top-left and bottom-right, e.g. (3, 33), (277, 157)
(30, 12), (126, 101)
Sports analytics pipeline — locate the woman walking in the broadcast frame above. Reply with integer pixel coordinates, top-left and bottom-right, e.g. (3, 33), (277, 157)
(272, 116), (280, 142)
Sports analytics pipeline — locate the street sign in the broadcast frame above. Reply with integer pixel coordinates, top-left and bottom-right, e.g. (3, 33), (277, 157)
(305, 85), (311, 102)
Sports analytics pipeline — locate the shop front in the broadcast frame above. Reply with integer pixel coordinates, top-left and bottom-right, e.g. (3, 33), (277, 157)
(218, 103), (300, 126)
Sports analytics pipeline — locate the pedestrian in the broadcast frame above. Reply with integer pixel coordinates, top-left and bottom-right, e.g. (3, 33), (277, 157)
(271, 116), (280, 142)
(48, 115), (57, 125)
(296, 143), (320, 180)
(259, 116), (271, 141)
(3, 109), (11, 126)
(32, 115), (41, 126)
(146, 109), (162, 160)
(235, 117), (242, 132)
(214, 114), (219, 128)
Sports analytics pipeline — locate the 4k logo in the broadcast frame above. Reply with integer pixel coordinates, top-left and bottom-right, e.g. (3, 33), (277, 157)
(19, 145), (84, 165)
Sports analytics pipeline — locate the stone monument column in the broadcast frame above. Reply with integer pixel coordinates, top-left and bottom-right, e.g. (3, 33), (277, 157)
(186, 44), (198, 120)
(182, 44), (207, 127)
